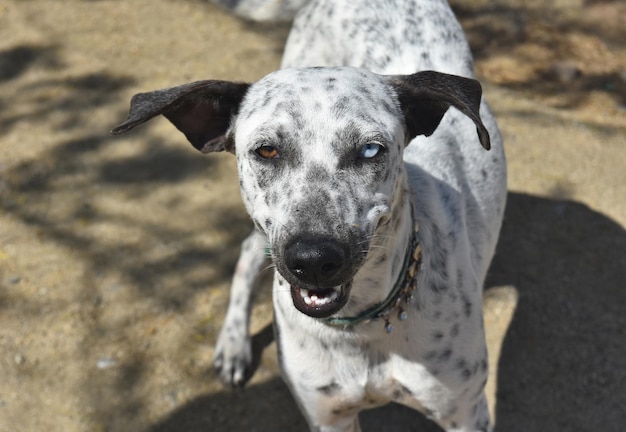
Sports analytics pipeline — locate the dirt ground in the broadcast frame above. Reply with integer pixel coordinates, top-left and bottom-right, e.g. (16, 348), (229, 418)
(0, 0), (624, 431)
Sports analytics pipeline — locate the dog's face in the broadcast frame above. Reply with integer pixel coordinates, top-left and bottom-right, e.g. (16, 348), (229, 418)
(234, 68), (406, 317)
(111, 67), (489, 319)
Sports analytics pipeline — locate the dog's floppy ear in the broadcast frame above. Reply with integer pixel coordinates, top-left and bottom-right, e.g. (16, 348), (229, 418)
(110, 80), (250, 154)
(386, 71), (491, 150)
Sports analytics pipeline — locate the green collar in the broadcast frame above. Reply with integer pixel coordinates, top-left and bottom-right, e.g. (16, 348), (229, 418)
(325, 223), (422, 333)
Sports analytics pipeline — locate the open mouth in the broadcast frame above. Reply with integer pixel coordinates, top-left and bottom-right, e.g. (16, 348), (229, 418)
(290, 282), (351, 318)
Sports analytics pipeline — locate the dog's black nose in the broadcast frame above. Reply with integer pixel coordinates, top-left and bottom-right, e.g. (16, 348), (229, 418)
(284, 237), (347, 286)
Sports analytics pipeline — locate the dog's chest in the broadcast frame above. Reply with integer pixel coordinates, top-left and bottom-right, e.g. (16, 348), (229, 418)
(276, 315), (440, 411)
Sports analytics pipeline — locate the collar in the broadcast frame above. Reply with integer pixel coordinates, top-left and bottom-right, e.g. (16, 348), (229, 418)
(324, 222), (422, 333)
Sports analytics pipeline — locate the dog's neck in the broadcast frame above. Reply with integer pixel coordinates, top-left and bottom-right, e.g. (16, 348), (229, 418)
(330, 169), (418, 327)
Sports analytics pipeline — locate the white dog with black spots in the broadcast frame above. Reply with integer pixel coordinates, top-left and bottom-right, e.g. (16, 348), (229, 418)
(112, 1), (507, 430)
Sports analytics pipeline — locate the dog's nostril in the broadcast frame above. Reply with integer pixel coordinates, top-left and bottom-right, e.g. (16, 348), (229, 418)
(321, 262), (341, 275)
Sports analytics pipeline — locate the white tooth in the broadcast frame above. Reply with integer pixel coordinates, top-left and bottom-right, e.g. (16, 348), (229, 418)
(304, 296), (312, 305)
(330, 291), (339, 301)
(311, 295), (319, 302)
(300, 288), (309, 298)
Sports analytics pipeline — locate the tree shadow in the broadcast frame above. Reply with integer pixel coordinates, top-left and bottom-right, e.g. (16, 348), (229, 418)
(0, 44), (64, 81)
(0, 44), (134, 137)
(486, 192), (626, 432)
(449, 0), (626, 109)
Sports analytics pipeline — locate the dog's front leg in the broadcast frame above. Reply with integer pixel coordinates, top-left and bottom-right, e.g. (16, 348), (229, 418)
(213, 229), (268, 387)
(444, 394), (492, 432)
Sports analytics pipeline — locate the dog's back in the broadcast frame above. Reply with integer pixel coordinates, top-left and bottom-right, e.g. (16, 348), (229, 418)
(282, 0), (474, 77)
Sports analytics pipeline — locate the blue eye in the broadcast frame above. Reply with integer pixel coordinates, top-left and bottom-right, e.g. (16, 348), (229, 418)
(358, 143), (384, 159)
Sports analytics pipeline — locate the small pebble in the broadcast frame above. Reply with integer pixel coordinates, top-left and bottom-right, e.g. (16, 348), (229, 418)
(165, 390), (179, 405)
(96, 357), (117, 369)
(14, 353), (25, 365)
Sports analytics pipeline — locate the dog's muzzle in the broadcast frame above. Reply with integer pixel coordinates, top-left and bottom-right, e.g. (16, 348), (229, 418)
(280, 236), (355, 318)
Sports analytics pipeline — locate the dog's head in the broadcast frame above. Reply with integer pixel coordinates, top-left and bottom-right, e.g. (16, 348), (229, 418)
(112, 67), (489, 318)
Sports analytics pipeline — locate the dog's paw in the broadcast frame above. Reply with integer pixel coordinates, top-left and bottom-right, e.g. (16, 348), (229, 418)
(212, 326), (252, 388)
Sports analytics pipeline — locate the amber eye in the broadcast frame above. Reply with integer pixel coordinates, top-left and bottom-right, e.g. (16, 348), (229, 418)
(255, 145), (280, 160)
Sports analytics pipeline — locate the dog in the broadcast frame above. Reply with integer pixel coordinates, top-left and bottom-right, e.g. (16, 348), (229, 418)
(111, 0), (507, 430)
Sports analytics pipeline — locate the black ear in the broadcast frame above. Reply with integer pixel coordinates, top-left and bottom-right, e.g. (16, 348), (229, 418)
(110, 80), (250, 153)
(386, 71), (491, 150)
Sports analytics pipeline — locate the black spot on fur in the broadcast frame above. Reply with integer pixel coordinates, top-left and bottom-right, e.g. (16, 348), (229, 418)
(424, 350), (437, 361)
(305, 164), (331, 183)
(392, 385), (413, 400)
(332, 405), (356, 416)
(317, 381), (341, 396)
(332, 95), (350, 115)
(365, 396), (378, 405)
(430, 280), (448, 293)
(438, 348), (453, 363)
(325, 77), (337, 92)
(457, 358), (474, 381)
(450, 323), (460, 337)
(429, 226), (449, 281)
(461, 368), (473, 381)
(480, 358), (488, 373)
(461, 292), (473, 317)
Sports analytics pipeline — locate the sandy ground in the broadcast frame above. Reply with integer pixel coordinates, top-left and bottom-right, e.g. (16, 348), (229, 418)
(0, 0), (624, 431)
